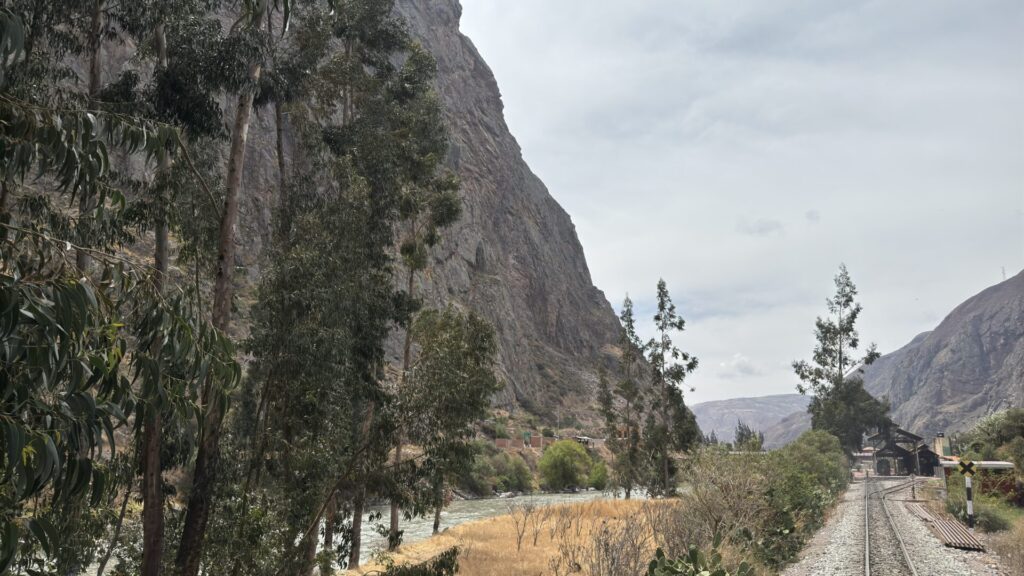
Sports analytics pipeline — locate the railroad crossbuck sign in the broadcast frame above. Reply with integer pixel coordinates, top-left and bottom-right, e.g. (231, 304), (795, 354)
(958, 459), (976, 477)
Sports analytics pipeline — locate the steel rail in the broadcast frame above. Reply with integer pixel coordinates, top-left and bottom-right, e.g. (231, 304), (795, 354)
(864, 479), (871, 576)
(864, 477), (920, 576)
(879, 480), (919, 576)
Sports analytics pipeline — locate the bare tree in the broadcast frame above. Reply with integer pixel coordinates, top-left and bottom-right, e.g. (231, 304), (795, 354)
(580, 511), (652, 576)
(507, 501), (535, 552)
(529, 505), (553, 546)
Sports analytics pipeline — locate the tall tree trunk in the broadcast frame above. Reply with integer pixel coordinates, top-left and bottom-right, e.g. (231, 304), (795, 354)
(267, 9), (288, 198)
(0, 180), (10, 215)
(388, 269), (416, 549)
(432, 479), (443, 535)
(662, 444), (670, 495)
(299, 531), (317, 576)
(76, 0), (104, 272)
(87, 1), (102, 96)
(347, 487), (365, 570)
(323, 495), (336, 569)
(96, 482), (132, 576)
(274, 102), (287, 193)
(140, 411), (163, 576)
(387, 440), (403, 548)
(210, 62), (260, 330)
(140, 23), (169, 576)
(175, 59), (263, 576)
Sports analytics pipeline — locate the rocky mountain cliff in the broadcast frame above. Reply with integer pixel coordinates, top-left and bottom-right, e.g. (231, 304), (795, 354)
(861, 270), (1024, 435)
(231, 0), (622, 421)
(691, 394), (809, 444)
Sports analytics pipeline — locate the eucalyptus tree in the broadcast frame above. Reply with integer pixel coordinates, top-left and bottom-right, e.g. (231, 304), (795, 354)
(173, 2), (299, 573)
(793, 264), (889, 454)
(207, 1), (459, 572)
(598, 296), (648, 499)
(0, 9), (240, 574)
(113, 3), (240, 573)
(643, 280), (700, 496)
(314, 1), (451, 566)
(386, 49), (462, 550)
(404, 307), (501, 535)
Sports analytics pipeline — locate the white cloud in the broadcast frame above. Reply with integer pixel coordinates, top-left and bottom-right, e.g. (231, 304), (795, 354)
(718, 353), (764, 379)
(737, 217), (784, 237)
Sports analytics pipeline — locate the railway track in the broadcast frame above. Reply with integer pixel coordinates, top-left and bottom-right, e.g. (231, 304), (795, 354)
(863, 477), (919, 576)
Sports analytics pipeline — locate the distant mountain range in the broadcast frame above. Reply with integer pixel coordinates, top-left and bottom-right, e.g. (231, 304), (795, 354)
(691, 394), (809, 444)
(701, 270), (1024, 449)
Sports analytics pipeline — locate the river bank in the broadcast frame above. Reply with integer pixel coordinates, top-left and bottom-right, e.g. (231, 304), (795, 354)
(349, 497), (662, 575)
(355, 490), (618, 565)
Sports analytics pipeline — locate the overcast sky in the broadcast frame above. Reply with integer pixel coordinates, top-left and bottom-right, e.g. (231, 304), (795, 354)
(459, 1), (1024, 404)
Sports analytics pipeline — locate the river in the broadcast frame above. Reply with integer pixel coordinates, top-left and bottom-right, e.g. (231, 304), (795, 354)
(358, 490), (618, 564)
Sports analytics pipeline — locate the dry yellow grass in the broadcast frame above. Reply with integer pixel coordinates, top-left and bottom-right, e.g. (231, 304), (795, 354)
(348, 499), (664, 576)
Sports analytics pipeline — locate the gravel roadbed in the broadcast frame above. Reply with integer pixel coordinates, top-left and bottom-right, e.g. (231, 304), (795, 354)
(782, 481), (865, 576)
(782, 479), (1011, 576)
(885, 482), (1011, 576)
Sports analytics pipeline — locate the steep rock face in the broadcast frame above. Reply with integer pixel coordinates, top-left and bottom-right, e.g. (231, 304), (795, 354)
(691, 394), (809, 443)
(231, 0), (622, 419)
(391, 0), (622, 416)
(862, 270), (1024, 435)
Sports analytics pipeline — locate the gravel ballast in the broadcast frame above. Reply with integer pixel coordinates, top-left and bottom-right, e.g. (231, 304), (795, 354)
(782, 481), (865, 576)
(783, 478), (1010, 576)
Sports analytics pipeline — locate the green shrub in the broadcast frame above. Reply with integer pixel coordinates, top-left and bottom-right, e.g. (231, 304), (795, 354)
(755, 430), (849, 568)
(539, 440), (592, 490)
(492, 452), (533, 493)
(959, 409), (1024, 469)
(997, 436), (1024, 478)
(589, 460), (608, 490)
(455, 446), (534, 496)
(946, 491), (1017, 532)
(461, 456), (496, 496)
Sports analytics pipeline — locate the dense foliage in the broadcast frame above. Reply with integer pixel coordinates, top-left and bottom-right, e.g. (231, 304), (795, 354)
(0, 2), (500, 575)
(945, 409), (1024, 531)
(756, 431), (849, 566)
(959, 408), (1024, 473)
(539, 440), (594, 491)
(733, 422), (764, 452)
(456, 443), (533, 496)
(673, 431), (849, 570)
